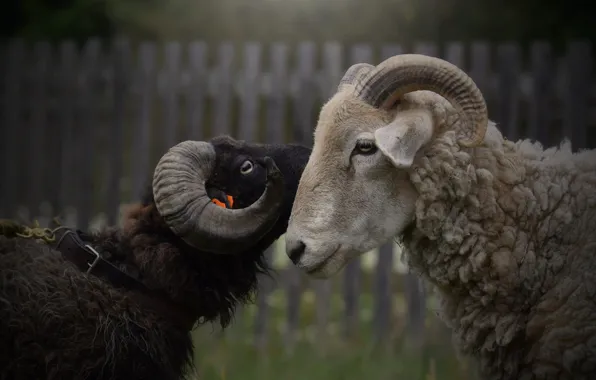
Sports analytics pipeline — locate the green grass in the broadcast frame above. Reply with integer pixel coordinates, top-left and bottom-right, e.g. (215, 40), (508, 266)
(188, 287), (478, 380)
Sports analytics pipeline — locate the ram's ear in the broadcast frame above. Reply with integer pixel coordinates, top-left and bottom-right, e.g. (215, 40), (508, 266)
(374, 111), (434, 169)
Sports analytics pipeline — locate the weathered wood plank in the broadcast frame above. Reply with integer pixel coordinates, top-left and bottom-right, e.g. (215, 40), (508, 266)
(74, 39), (101, 229)
(469, 42), (493, 116)
(1, 39), (25, 217)
(528, 42), (555, 146)
(27, 41), (51, 211)
(496, 43), (522, 140)
(212, 43), (235, 137)
(265, 43), (288, 144)
(291, 42), (317, 146)
(238, 43), (261, 141)
(105, 38), (130, 225)
(57, 41), (78, 215)
(443, 41), (465, 68)
(252, 44), (288, 350)
(562, 41), (593, 150)
(280, 42), (318, 352)
(131, 42), (156, 200)
(186, 41), (208, 141)
(163, 41), (181, 150)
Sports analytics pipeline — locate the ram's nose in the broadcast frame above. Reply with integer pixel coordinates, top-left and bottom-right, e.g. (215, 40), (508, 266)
(285, 237), (306, 265)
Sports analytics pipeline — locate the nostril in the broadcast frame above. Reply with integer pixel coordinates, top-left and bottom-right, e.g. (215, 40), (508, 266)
(288, 240), (306, 264)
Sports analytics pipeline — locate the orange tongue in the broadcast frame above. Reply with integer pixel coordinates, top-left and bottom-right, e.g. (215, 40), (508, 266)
(211, 195), (234, 209)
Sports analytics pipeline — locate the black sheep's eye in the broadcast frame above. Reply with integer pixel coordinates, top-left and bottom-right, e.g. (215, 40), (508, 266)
(354, 139), (377, 156)
(239, 160), (254, 175)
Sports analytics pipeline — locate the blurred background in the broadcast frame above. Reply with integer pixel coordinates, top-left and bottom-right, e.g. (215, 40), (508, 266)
(1, 1), (594, 379)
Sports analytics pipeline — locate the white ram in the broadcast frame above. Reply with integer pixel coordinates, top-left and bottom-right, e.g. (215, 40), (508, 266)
(285, 54), (596, 380)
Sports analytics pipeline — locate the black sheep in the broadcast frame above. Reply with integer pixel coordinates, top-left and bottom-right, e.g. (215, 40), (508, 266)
(0, 135), (312, 380)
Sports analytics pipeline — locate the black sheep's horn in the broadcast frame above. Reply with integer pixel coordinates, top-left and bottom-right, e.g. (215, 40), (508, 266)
(152, 141), (285, 253)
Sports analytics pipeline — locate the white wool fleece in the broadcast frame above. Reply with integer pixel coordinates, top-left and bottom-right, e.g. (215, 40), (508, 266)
(402, 120), (596, 380)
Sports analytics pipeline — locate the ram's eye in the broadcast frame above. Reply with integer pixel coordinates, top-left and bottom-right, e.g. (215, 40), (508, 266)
(354, 139), (377, 155)
(239, 160), (254, 175)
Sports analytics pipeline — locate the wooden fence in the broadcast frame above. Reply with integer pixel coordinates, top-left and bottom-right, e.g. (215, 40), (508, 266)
(0, 38), (594, 350)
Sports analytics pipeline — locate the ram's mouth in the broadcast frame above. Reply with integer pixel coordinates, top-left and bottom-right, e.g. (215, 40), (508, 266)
(207, 187), (235, 209)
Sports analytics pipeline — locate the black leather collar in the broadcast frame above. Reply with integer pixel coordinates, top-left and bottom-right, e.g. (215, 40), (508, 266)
(51, 227), (196, 331)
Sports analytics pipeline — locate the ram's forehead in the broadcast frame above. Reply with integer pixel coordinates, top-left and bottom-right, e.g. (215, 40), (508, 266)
(313, 92), (384, 154)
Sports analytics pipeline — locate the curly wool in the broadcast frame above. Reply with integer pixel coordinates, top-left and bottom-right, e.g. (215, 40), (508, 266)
(402, 116), (596, 380)
(0, 190), (271, 380)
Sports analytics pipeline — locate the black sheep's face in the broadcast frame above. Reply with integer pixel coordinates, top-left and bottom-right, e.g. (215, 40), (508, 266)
(206, 137), (270, 210)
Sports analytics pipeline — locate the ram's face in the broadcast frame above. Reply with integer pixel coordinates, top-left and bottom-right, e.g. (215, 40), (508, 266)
(285, 92), (419, 278)
(207, 137), (269, 210)
(285, 54), (489, 278)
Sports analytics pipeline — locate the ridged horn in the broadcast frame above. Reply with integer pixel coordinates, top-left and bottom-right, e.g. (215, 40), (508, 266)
(152, 141), (285, 253)
(355, 54), (488, 147)
(337, 63), (375, 92)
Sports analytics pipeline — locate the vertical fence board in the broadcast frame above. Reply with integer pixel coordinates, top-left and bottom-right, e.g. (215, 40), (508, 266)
(1, 40), (25, 217)
(212, 43), (235, 137)
(253, 43), (289, 348)
(279, 42), (317, 353)
(186, 42), (208, 141)
(469, 42), (493, 116)
(562, 41), (593, 150)
(131, 42), (156, 200)
(106, 38), (130, 225)
(292, 42), (317, 146)
(496, 43), (522, 140)
(238, 43), (261, 141)
(413, 42), (438, 57)
(57, 41), (78, 215)
(528, 42), (555, 146)
(266, 43), (288, 144)
(27, 42), (52, 211)
(443, 42), (465, 68)
(163, 42), (181, 149)
(42, 45), (61, 212)
(74, 39), (101, 229)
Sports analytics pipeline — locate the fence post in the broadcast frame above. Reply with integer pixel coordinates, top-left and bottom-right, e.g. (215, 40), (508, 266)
(253, 42), (289, 351)
(469, 42), (493, 115)
(186, 41), (208, 141)
(291, 42), (316, 146)
(496, 42), (522, 141)
(212, 42), (235, 137)
(131, 42), (156, 200)
(162, 41), (182, 150)
(528, 41), (555, 147)
(238, 42), (261, 141)
(106, 38), (130, 225)
(1, 39), (25, 217)
(562, 40), (593, 150)
(57, 40), (78, 217)
(27, 41), (52, 213)
(74, 38), (101, 230)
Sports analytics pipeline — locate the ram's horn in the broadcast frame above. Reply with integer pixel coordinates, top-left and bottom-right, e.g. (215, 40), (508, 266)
(354, 54), (488, 147)
(337, 63), (375, 92)
(152, 141), (284, 253)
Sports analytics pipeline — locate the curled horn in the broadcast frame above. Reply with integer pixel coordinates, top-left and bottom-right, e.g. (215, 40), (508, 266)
(354, 54), (488, 147)
(152, 141), (284, 253)
(337, 63), (375, 92)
